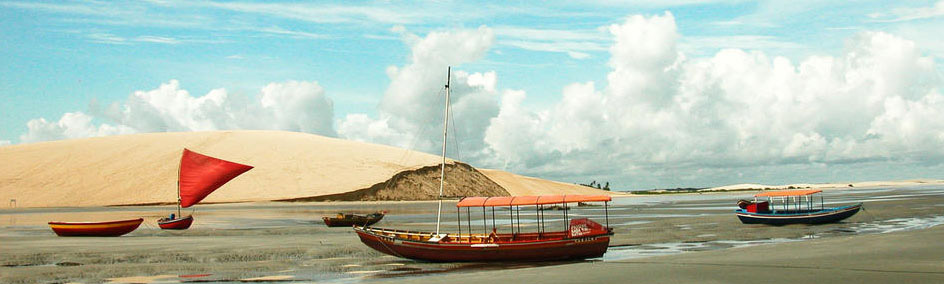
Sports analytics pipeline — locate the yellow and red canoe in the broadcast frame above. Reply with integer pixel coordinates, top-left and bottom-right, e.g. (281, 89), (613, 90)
(48, 218), (143, 237)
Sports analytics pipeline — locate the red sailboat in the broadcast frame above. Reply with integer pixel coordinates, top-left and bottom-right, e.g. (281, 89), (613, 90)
(353, 67), (614, 261)
(158, 148), (253, 230)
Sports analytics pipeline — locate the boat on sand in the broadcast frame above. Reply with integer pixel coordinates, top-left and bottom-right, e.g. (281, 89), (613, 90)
(735, 189), (862, 225)
(353, 67), (614, 261)
(323, 212), (385, 227)
(355, 195), (613, 262)
(158, 148), (253, 230)
(48, 218), (144, 237)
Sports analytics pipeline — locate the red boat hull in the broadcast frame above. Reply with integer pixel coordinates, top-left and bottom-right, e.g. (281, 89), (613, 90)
(158, 215), (194, 230)
(48, 218), (143, 237)
(354, 227), (610, 262)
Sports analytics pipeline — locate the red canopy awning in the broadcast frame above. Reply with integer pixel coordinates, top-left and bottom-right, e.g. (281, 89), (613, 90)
(754, 189), (822, 197)
(456, 195), (611, 208)
(178, 148), (253, 208)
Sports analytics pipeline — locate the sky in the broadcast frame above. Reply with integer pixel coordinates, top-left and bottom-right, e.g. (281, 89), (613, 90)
(2, 0), (944, 190)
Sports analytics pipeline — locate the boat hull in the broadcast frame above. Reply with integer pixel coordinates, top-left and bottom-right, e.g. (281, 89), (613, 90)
(158, 215), (194, 230)
(48, 218), (144, 237)
(354, 227), (610, 262)
(323, 214), (383, 227)
(735, 203), (862, 225)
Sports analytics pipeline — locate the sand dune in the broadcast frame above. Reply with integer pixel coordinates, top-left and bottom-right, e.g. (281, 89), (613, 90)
(478, 169), (620, 196)
(0, 131), (608, 208)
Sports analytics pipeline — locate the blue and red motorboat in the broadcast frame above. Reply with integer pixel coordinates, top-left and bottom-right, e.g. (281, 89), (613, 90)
(735, 189), (862, 225)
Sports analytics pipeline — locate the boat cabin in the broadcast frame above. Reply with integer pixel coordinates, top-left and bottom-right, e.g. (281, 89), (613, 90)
(746, 189), (825, 214)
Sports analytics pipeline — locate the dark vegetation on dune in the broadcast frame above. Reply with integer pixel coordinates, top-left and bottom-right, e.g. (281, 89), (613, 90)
(277, 162), (509, 202)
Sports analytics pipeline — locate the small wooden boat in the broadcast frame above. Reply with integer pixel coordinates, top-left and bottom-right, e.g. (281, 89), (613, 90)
(158, 148), (253, 230)
(158, 214), (194, 230)
(48, 218), (144, 237)
(735, 189), (862, 225)
(323, 212), (384, 227)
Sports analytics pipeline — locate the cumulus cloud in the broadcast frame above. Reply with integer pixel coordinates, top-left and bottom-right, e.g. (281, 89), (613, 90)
(479, 12), (944, 187)
(13, 13), (944, 188)
(19, 79), (335, 143)
(339, 26), (499, 159)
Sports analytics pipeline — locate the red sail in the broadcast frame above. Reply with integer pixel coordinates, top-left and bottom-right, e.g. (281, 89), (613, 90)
(178, 149), (253, 208)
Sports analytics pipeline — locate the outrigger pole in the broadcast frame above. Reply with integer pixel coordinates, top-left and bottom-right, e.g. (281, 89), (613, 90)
(435, 66), (451, 235)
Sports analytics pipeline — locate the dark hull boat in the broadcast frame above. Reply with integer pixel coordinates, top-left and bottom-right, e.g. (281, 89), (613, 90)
(353, 68), (615, 262)
(158, 215), (194, 230)
(735, 189), (862, 225)
(354, 219), (611, 262)
(736, 203), (862, 225)
(48, 218), (144, 237)
(323, 213), (384, 227)
(355, 195), (614, 262)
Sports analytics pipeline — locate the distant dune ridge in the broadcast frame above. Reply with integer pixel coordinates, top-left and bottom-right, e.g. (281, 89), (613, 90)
(0, 131), (614, 208)
(706, 180), (944, 192)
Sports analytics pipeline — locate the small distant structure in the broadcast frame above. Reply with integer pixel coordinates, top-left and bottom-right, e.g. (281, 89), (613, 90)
(9, 199), (16, 208)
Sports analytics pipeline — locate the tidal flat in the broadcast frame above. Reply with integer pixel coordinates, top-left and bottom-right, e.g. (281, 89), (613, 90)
(2, 186), (943, 283)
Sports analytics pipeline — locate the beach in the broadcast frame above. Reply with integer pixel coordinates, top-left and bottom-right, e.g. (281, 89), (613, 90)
(396, 223), (944, 284)
(2, 185), (943, 283)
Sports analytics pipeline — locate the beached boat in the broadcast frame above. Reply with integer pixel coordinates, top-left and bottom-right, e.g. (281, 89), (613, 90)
(355, 195), (613, 262)
(158, 148), (253, 230)
(48, 218), (144, 237)
(353, 67), (614, 261)
(735, 189), (862, 225)
(323, 212), (385, 227)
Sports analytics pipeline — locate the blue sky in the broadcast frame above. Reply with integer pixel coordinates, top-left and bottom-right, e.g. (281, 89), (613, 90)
(2, 1), (944, 189)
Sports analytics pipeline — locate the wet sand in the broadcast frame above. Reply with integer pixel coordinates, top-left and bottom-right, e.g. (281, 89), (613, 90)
(393, 224), (944, 284)
(2, 186), (943, 283)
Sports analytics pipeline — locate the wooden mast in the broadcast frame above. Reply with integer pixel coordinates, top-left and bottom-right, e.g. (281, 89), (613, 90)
(177, 149), (182, 217)
(435, 66), (451, 235)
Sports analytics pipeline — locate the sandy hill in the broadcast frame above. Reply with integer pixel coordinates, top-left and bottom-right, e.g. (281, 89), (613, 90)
(478, 169), (615, 196)
(707, 179), (944, 191)
(0, 131), (613, 208)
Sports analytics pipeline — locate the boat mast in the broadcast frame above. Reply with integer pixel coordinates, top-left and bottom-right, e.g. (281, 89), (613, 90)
(435, 66), (451, 235)
(177, 150), (182, 217)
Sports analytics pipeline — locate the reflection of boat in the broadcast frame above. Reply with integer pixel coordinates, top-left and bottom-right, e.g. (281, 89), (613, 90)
(323, 212), (385, 227)
(49, 218), (144, 237)
(158, 148), (253, 230)
(353, 67), (613, 261)
(735, 189), (862, 225)
(355, 195), (613, 262)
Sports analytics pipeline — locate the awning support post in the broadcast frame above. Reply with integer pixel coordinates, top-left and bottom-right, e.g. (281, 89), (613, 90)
(604, 201), (609, 228)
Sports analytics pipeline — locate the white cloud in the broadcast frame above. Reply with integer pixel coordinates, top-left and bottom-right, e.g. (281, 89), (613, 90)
(681, 35), (805, 55)
(19, 79), (336, 143)
(495, 26), (608, 59)
(872, 1), (944, 22)
(20, 112), (136, 143)
(477, 12), (944, 187)
(134, 35), (180, 44)
(339, 26), (499, 157)
(87, 33), (128, 45)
